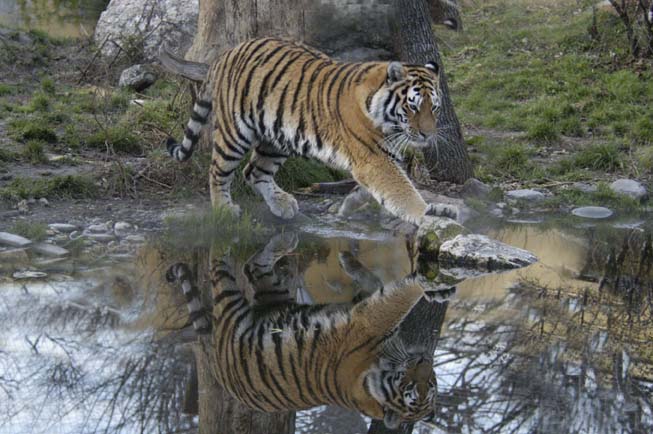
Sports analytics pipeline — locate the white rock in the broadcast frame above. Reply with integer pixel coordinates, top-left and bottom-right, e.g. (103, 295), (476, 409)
(17, 199), (29, 213)
(609, 179), (648, 201)
(119, 65), (157, 91)
(31, 243), (70, 257)
(49, 223), (78, 233)
(439, 234), (538, 271)
(125, 234), (146, 243)
(94, 0), (199, 61)
(0, 232), (32, 247)
(13, 270), (48, 279)
(38, 198), (49, 206)
(85, 233), (116, 242)
(87, 223), (109, 233)
(114, 221), (133, 236)
(505, 189), (546, 202)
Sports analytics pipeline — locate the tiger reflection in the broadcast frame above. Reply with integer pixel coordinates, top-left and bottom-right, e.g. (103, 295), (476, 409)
(167, 233), (454, 428)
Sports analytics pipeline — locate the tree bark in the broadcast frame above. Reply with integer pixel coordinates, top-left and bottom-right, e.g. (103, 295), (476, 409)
(392, 0), (473, 184)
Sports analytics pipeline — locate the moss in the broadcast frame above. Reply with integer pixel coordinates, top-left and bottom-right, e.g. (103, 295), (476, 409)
(22, 140), (48, 164)
(0, 176), (98, 201)
(10, 220), (47, 242)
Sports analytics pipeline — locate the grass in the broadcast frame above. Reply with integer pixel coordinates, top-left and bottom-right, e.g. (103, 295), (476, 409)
(8, 118), (58, 143)
(0, 175), (98, 201)
(443, 0), (653, 181)
(543, 181), (640, 210)
(85, 126), (141, 154)
(10, 220), (47, 242)
(22, 140), (48, 164)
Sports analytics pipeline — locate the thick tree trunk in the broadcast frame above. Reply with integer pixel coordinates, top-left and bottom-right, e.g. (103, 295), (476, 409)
(392, 0), (473, 184)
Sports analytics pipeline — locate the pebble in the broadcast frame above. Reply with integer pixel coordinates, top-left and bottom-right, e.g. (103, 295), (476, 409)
(609, 179), (648, 201)
(85, 233), (116, 242)
(13, 270), (48, 279)
(125, 234), (146, 243)
(571, 206), (613, 219)
(69, 231), (83, 240)
(0, 248), (30, 264)
(38, 198), (49, 206)
(460, 178), (491, 200)
(87, 223), (110, 233)
(49, 223), (78, 233)
(572, 182), (597, 194)
(17, 200), (29, 214)
(505, 189), (546, 202)
(114, 221), (132, 236)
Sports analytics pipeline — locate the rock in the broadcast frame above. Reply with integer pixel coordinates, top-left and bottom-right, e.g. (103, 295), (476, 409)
(0, 248), (30, 264)
(85, 233), (116, 242)
(69, 231), (83, 240)
(571, 206), (613, 219)
(417, 216), (467, 257)
(609, 179), (648, 201)
(94, 0), (199, 61)
(0, 232), (32, 248)
(505, 189), (546, 202)
(13, 270), (48, 279)
(113, 221), (133, 237)
(49, 223), (78, 233)
(31, 243), (70, 258)
(17, 199), (29, 214)
(125, 234), (146, 243)
(38, 198), (49, 206)
(460, 178), (491, 200)
(439, 234), (538, 271)
(572, 182), (597, 194)
(118, 64), (157, 91)
(87, 223), (109, 233)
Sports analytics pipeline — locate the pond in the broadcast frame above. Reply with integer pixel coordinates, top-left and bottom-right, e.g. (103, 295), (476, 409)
(0, 0), (107, 38)
(0, 208), (651, 434)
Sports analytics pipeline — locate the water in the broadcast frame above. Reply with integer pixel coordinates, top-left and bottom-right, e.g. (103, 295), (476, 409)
(0, 211), (651, 434)
(0, 0), (107, 38)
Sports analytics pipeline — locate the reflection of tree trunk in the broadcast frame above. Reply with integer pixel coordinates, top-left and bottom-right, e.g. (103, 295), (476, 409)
(392, 0), (472, 184)
(368, 298), (450, 434)
(192, 251), (296, 434)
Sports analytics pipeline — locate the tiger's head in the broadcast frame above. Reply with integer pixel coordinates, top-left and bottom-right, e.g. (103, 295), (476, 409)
(368, 61), (442, 149)
(365, 353), (437, 429)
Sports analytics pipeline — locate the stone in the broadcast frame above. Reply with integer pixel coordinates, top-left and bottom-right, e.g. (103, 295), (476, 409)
(69, 231), (83, 240)
(460, 178), (491, 200)
(17, 199), (29, 214)
(85, 233), (116, 242)
(13, 270), (48, 279)
(87, 223), (109, 233)
(505, 189), (546, 202)
(125, 234), (146, 243)
(0, 232), (32, 248)
(38, 198), (49, 206)
(439, 234), (538, 271)
(417, 216), (467, 257)
(572, 206), (613, 219)
(119, 64), (157, 91)
(31, 243), (70, 258)
(49, 223), (78, 233)
(94, 0), (199, 61)
(572, 182), (597, 193)
(609, 179), (648, 201)
(0, 248), (30, 264)
(113, 221), (133, 237)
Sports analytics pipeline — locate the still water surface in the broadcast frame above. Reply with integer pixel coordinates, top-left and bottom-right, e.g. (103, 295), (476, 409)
(0, 0), (107, 38)
(0, 211), (651, 434)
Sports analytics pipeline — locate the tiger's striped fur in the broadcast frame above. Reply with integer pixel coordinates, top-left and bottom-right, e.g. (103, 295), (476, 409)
(167, 37), (454, 225)
(166, 251), (454, 428)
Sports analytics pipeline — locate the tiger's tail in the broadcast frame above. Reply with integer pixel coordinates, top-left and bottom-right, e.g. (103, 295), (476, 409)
(166, 263), (211, 334)
(167, 86), (213, 162)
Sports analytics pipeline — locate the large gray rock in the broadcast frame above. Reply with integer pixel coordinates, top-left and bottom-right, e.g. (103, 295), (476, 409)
(609, 179), (648, 201)
(439, 234), (538, 271)
(571, 206), (613, 219)
(94, 0), (198, 61)
(0, 232), (32, 248)
(460, 178), (491, 200)
(119, 64), (157, 91)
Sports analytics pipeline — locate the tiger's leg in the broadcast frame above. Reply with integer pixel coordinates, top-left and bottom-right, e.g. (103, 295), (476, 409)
(243, 141), (299, 219)
(209, 130), (249, 215)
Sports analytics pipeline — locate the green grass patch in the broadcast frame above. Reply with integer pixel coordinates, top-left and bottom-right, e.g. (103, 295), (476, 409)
(0, 175), (98, 201)
(85, 126), (140, 154)
(41, 78), (55, 95)
(0, 84), (16, 96)
(573, 143), (623, 172)
(8, 118), (58, 143)
(22, 140), (47, 164)
(10, 220), (47, 242)
(276, 157), (346, 192)
(636, 146), (653, 173)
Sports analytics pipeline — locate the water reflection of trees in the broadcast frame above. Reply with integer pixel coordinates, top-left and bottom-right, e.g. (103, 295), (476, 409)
(429, 229), (653, 434)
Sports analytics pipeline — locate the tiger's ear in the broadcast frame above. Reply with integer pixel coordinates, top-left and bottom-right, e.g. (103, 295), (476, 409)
(383, 408), (401, 429)
(425, 61), (439, 75)
(387, 62), (406, 84)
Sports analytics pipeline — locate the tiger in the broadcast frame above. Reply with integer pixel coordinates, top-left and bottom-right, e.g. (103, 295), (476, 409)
(166, 237), (455, 429)
(166, 37), (457, 226)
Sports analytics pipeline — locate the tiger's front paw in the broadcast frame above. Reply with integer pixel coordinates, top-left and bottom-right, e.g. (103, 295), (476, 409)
(266, 191), (299, 219)
(425, 203), (458, 221)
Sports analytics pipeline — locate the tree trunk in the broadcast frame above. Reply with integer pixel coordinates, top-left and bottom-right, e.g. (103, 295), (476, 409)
(392, 0), (473, 184)
(185, 0), (305, 63)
